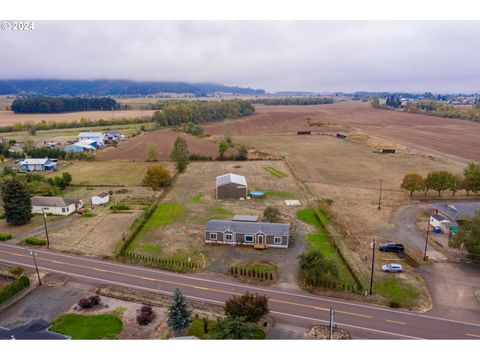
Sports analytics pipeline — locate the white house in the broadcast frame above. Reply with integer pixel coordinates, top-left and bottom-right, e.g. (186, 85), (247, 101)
(77, 132), (104, 147)
(91, 192), (110, 206)
(31, 196), (83, 216)
(20, 158), (57, 172)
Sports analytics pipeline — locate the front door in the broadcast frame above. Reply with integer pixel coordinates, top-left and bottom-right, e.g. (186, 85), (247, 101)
(257, 234), (264, 244)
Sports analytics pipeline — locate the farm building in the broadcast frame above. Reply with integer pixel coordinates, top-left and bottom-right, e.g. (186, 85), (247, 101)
(431, 202), (480, 222)
(430, 214), (458, 235)
(78, 132), (104, 147)
(32, 196), (83, 216)
(205, 219), (290, 249)
(232, 215), (259, 222)
(20, 158), (57, 172)
(91, 192), (110, 206)
(64, 139), (96, 153)
(215, 173), (248, 200)
(104, 130), (123, 143)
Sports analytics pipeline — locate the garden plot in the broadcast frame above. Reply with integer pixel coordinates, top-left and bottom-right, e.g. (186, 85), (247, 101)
(127, 161), (306, 274)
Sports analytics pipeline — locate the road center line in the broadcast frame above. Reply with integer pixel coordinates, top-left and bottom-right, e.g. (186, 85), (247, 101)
(386, 319), (407, 325)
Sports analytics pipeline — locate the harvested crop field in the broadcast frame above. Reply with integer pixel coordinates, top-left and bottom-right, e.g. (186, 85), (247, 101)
(97, 129), (234, 161)
(0, 109), (154, 126)
(204, 102), (480, 162)
(52, 161), (175, 187)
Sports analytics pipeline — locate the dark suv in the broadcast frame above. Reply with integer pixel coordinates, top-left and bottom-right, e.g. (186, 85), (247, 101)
(379, 242), (405, 253)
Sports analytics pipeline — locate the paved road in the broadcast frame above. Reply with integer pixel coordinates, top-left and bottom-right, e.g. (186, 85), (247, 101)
(0, 242), (479, 339)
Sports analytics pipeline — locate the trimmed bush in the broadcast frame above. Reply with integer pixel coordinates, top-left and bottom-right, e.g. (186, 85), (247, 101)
(78, 294), (101, 309)
(24, 237), (47, 246)
(0, 233), (12, 241)
(0, 275), (30, 304)
(136, 305), (154, 326)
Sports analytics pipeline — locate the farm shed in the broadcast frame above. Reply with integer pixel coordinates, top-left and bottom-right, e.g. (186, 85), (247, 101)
(78, 132), (104, 147)
(32, 196), (83, 216)
(20, 158), (57, 172)
(104, 130), (123, 143)
(91, 192), (110, 206)
(431, 202), (480, 222)
(215, 173), (248, 200)
(64, 140), (96, 153)
(430, 214), (458, 235)
(205, 219), (290, 249)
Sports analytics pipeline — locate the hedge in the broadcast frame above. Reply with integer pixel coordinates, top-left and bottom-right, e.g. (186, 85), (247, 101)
(0, 275), (30, 305)
(0, 233), (13, 241)
(117, 203), (157, 256)
(24, 237), (47, 246)
(124, 252), (198, 273)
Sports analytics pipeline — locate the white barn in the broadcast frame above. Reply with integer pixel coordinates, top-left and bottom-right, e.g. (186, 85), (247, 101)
(31, 196), (83, 216)
(91, 192), (110, 206)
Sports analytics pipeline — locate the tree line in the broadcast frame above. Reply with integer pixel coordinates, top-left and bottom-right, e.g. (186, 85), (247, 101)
(404, 100), (480, 122)
(401, 163), (480, 197)
(251, 97), (334, 105)
(11, 97), (119, 113)
(151, 100), (255, 126)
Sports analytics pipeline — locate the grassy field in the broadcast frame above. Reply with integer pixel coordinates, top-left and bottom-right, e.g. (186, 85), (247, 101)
(52, 161), (174, 187)
(375, 278), (422, 309)
(264, 166), (288, 178)
(50, 314), (123, 339)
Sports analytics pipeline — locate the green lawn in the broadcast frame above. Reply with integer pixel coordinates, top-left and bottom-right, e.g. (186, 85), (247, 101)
(187, 316), (217, 339)
(375, 279), (421, 309)
(191, 192), (204, 203)
(142, 203), (186, 232)
(264, 166), (288, 178)
(264, 190), (296, 199)
(50, 314), (123, 339)
(296, 208), (356, 286)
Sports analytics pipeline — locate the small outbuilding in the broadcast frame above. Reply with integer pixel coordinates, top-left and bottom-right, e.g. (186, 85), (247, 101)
(91, 192), (110, 206)
(215, 173), (248, 200)
(430, 214), (458, 235)
(32, 196), (83, 216)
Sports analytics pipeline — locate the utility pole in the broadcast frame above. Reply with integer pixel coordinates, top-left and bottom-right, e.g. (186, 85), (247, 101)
(42, 208), (50, 248)
(423, 215), (430, 261)
(329, 305), (335, 340)
(30, 251), (41, 286)
(378, 179), (383, 210)
(369, 238), (376, 295)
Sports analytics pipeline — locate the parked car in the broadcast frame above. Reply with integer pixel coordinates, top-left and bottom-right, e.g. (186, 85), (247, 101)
(379, 242), (405, 253)
(381, 264), (404, 273)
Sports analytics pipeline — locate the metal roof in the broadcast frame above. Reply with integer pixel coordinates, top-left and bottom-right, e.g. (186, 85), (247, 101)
(431, 202), (480, 221)
(20, 158), (52, 165)
(205, 220), (289, 237)
(78, 132), (103, 138)
(215, 173), (247, 187)
(32, 196), (79, 208)
(232, 215), (258, 222)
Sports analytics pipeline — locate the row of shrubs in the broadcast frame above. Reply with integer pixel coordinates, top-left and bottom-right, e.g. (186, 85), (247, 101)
(0, 276), (30, 305)
(24, 237), (47, 246)
(229, 266), (275, 281)
(0, 233), (12, 241)
(117, 203), (158, 256)
(110, 204), (131, 212)
(312, 208), (365, 292)
(125, 252), (198, 272)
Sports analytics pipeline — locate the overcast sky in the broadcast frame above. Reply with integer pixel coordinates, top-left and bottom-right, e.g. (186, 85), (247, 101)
(1, 21), (480, 93)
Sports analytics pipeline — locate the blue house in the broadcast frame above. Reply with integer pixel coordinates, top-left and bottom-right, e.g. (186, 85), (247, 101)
(20, 158), (57, 172)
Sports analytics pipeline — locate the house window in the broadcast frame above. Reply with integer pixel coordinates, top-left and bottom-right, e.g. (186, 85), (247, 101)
(225, 234), (234, 242)
(274, 237), (282, 245)
(244, 235), (254, 243)
(210, 233), (217, 240)
(62, 208), (66, 213)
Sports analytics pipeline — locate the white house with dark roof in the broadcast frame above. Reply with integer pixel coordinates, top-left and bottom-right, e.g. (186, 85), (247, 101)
(31, 196), (83, 216)
(215, 173), (248, 199)
(205, 219), (289, 249)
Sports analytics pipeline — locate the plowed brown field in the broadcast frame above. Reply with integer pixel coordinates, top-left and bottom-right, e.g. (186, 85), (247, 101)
(203, 102), (480, 162)
(97, 129), (234, 161)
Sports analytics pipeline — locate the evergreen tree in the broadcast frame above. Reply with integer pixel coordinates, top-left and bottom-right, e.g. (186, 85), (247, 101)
(167, 288), (192, 335)
(1, 179), (32, 225)
(170, 137), (189, 172)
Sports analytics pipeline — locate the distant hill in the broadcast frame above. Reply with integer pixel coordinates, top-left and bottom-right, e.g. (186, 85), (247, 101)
(0, 80), (265, 97)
